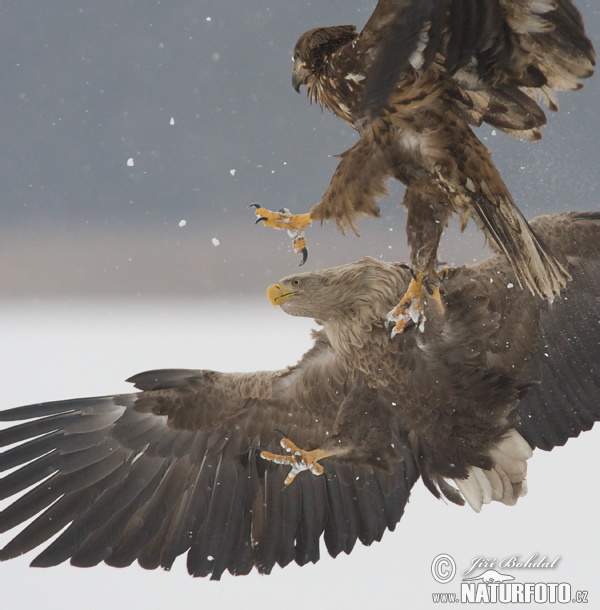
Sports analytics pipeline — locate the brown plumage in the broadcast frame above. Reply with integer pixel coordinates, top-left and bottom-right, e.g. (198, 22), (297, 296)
(289, 0), (595, 301)
(0, 211), (598, 579)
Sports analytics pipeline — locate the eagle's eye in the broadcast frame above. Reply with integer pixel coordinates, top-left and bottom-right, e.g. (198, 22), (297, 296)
(293, 50), (300, 61)
(292, 278), (301, 287)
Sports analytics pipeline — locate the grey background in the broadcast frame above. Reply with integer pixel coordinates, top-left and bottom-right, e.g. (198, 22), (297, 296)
(1, 0), (598, 297)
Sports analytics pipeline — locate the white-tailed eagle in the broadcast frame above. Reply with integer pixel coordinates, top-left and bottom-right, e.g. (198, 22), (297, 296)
(0, 211), (598, 579)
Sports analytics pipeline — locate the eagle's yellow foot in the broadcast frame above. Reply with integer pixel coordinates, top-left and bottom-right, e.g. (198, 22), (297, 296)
(386, 271), (445, 336)
(249, 205), (313, 265)
(260, 437), (327, 485)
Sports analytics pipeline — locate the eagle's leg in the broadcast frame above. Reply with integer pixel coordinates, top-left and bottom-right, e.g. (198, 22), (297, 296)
(386, 261), (447, 336)
(387, 270), (426, 334)
(387, 193), (449, 335)
(261, 438), (349, 485)
(250, 205), (314, 265)
(421, 266), (446, 311)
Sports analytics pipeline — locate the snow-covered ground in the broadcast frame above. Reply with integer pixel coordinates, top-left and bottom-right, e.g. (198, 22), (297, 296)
(0, 299), (597, 608)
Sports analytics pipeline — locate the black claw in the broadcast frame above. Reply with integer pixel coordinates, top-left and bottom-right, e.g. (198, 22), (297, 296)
(299, 247), (308, 266)
(423, 278), (435, 296)
(409, 268), (418, 281)
(255, 216), (268, 225)
(248, 203), (261, 209)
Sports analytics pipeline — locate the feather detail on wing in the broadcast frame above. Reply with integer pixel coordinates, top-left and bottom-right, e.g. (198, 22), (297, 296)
(512, 213), (600, 450)
(351, 0), (595, 135)
(471, 196), (570, 299)
(0, 334), (417, 579)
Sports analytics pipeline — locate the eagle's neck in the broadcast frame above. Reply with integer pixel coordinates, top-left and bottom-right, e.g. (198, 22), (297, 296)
(325, 316), (400, 389)
(314, 261), (411, 387)
(307, 66), (356, 126)
(321, 274), (405, 389)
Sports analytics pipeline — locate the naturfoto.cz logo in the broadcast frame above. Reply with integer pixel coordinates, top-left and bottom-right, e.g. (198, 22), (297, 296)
(430, 553), (589, 605)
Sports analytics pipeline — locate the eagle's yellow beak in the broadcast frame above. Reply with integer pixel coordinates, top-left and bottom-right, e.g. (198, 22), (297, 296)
(267, 283), (299, 307)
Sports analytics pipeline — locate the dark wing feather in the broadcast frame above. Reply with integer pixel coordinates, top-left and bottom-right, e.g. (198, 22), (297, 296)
(399, 211), (599, 500)
(347, 0), (436, 117)
(0, 331), (418, 579)
(510, 213), (600, 450)
(354, 0), (595, 125)
(449, 211), (599, 451)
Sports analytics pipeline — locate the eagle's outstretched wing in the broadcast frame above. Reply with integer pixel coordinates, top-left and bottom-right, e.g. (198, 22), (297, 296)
(511, 213), (600, 450)
(0, 333), (417, 580)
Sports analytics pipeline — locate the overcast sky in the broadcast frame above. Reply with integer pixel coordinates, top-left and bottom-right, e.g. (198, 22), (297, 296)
(0, 1), (598, 296)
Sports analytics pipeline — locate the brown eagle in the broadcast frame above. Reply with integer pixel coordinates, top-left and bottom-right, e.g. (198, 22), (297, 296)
(253, 0), (595, 333)
(0, 211), (598, 579)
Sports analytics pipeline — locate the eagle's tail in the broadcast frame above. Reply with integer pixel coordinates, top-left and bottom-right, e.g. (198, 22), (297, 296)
(454, 429), (533, 512)
(472, 197), (570, 300)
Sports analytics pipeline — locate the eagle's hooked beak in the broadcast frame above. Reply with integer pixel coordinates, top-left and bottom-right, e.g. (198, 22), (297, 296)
(267, 283), (299, 307)
(292, 57), (308, 93)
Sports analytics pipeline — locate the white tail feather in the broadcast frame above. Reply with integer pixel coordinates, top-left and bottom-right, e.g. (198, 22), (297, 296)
(453, 429), (533, 512)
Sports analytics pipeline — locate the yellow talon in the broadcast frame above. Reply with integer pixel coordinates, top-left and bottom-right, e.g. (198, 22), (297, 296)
(425, 281), (444, 311)
(252, 206), (313, 233)
(398, 272), (424, 310)
(386, 271), (446, 336)
(261, 437), (327, 485)
(292, 235), (306, 255)
(251, 205), (313, 265)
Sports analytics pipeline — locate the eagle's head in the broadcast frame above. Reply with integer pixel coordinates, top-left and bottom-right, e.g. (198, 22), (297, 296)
(267, 257), (409, 325)
(292, 25), (357, 93)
